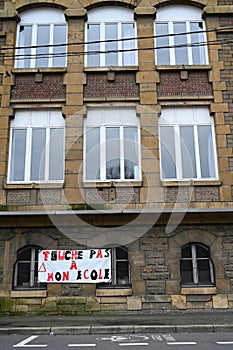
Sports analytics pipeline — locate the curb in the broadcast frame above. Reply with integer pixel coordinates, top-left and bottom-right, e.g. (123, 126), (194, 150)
(1, 324), (233, 335)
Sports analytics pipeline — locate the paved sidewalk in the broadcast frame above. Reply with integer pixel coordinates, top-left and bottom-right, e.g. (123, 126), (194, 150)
(1, 310), (233, 335)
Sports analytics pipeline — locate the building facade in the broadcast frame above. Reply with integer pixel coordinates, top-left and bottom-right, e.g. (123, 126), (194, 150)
(0, 0), (233, 314)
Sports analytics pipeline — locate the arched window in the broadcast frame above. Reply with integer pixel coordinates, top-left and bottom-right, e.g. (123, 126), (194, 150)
(155, 5), (208, 65)
(15, 8), (67, 68)
(13, 246), (46, 290)
(85, 7), (137, 67)
(98, 247), (131, 288)
(180, 243), (215, 287)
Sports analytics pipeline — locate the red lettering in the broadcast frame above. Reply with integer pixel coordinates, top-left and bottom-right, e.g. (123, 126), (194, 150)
(62, 271), (69, 281)
(42, 251), (50, 261)
(96, 249), (103, 258)
(84, 269), (89, 279)
(98, 269), (103, 280)
(71, 251), (78, 260)
(47, 272), (54, 281)
(70, 261), (78, 270)
(58, 251), (65, 260)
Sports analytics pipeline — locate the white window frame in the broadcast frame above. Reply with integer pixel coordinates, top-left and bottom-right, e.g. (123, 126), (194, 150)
(15, 8), (67, 68)
(85, 7), (138, 67)
(158, 107), (218, 181)
(84, 107), (141, 182)
(8, 110), (65, 184)
(154, 5), (209, 66)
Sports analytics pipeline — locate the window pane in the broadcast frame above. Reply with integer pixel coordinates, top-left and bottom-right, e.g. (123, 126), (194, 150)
(155, 23), (170, 65)
(122, 23), (135, 66)
(124, 127), (139, 179)
(36, 25), (50, 67)
(180, 260), (193, 284)
(17, 25), (32, 68)
(174, 22), (188, 65)
(160, 126), (176, 179)
(116, 247), (128, 260)
(190, 22), (206, 65)
(198, 125), (216, 178)
(17, 262), (31, 287)
(87, 24), (100, 67)
(53, 25), (66, 67)
(182, 245), (192, 258)
(106, 23), (118, 66)
(106, 127), (120, 179)
(180, 126), (197, 178)
(49, 128), (64, 180)
(10, 129), (26, 181)
(197, 260), (212, 285)
(31, 129), (46, 181)
(116, 261), (129, 285)
(18, 247), (31, 261)
(86, 128), (100, 180)
(196, 245), (210, 258)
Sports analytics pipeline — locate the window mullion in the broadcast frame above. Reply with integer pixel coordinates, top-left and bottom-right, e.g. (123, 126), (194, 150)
(192, 245), (198, 284)
(118, 23), (122, 66)
(186, 22), (193, 65)
(25, 127), (32, 182)
(31, 24), (37, 68)
(169, 21), (175, 65)
(100, 126), (106, 180)
(48, 24), (53, 67)
(100, 23), (105, 67)
(194, 125), (201, 179)
(30, 249), (35, 287)
(174, 125), (182, 180)
(120, 126), (124, 180)
(44, 127), (50, 181)
(112, 248), (116, 285)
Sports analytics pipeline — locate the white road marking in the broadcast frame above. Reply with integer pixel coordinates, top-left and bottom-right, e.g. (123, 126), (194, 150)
(68, 345), (96, 347)
(167, 342), (197, 346)
(13, 335), (48, 348)
(216, 341), (233, 345)
(119, 343), (148, 346)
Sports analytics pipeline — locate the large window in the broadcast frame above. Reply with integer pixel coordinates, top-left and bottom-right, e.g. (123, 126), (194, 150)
(159, 107), (218, 181)
(85, 7), (137, 67)
(84, 108), (141, 182)
(180, 243), (215, 287)
(8, 110), (65, 183)
(98, 247), (131, 288)
(155, 5), (208, 65)
(13, 246), (46, 290)
(15, 8), (67, 68)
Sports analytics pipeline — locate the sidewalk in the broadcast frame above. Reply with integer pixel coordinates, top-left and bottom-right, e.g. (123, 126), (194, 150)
(1, 310), (233, 335)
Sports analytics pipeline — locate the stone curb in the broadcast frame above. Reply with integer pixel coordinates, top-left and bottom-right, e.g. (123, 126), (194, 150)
(1, 324), (233, 336)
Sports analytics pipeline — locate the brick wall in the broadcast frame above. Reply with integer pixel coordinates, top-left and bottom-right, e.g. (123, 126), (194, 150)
(157, 71), (213, 97)
(11, 73), (65, 100)
(84, 72), (139, 99)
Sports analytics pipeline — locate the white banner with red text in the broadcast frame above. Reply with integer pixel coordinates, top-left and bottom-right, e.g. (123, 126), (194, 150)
(38, 249), (111, 283)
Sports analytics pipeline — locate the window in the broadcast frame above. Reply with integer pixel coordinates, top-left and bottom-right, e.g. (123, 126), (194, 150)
(13, 246), (46, 290)
(8, 110), (65, 183)
(98, 247), (131, 288)
(15, 8), (67, 68)
(159, 107), (218, 181)
(84, 108), (141, 182)
(85, 7), (137, 67)
(180, 243), (215, 287)
(155, 5), (208, 65)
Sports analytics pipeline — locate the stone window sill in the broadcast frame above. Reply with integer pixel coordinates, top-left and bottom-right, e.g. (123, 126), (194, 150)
(12, 67), (67, 74)
(156, 65), (212, 71)
(11, 290), (47, 298)
(84, 66), (138, 72)
(5, 182), (64, 189)
(96, 288), (132, 297)
(83, 181), (142, 188)
(161, 180), (222, 187)
(181, 287), (217, 295)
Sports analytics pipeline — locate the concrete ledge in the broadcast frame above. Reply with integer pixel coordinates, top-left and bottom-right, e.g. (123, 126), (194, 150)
(176, 325), (214, 333)
(91, 325), (134, 334)
(214, 325), (233, 332)
(8, 327), (50, 335)
(51, 326), (90, 335)
(134, 325), (176, 333)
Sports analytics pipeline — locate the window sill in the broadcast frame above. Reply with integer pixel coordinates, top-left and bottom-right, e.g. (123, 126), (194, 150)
(5, 182), (64, 189)
(84, 66), (139, 72)
(181, 287), (217, 295)
(96, 288), (132, 297)
(156, 65), (212, 71)
(12, 67), (67, 74)
(161, 180), (222, 187)
(11, 290), (47, 298)
(83, 181), (142, 188)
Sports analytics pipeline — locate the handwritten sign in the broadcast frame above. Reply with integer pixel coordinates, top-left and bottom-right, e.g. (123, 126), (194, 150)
(38, 249), (111, 283)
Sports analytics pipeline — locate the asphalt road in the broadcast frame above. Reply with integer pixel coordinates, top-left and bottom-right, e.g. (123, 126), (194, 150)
(1, 332), (233, 350)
